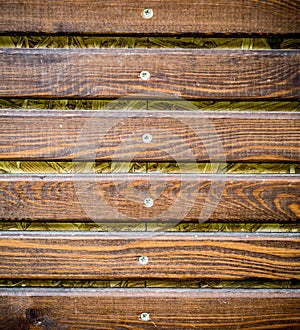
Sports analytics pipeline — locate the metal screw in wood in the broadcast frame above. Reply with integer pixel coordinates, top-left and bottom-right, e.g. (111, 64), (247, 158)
(144, 197), (154, 207)
(142, 133), (152, 143)
(139, 256), (149, 265)
(140, 312), (150, 321)
(140, 70), (150, 80)
(142, 8), (153, 19)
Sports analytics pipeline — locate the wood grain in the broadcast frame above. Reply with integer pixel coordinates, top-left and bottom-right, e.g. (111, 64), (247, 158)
(0, 232), (299, 280)
(0, 0), (299, 35)
(0, 174), (299, 222)
(0, 110), (299, 162)
(0, 49), (299, 99)
(0, 288), (300, 329)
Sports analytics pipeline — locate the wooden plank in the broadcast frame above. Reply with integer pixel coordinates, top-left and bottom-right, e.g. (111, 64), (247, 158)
(0, 232), (299, 280)
(0, 49), (299, 99)
(0, 110), (299, 162)
(0, 174), (299, 222)
(0, 0), (299, 35)
(0, 289), (300, 329)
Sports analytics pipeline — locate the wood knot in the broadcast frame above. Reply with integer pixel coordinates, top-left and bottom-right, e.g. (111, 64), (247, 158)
(26, 308), (43, 326)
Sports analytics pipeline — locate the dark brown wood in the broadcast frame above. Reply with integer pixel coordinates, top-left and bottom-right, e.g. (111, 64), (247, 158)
(1, 289), (300, 329)
(0, 110), (299, 162)
(0, 0), (299, 35)
(0, 49), (299, 99)
(0, 232), (299, 280)
(0, 174), (299, 222)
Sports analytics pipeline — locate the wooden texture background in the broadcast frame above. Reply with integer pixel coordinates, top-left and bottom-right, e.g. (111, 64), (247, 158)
(0, 0), (299, 35)
(0, 0), (299, 328)
(0, 232), (299, 280)
(0, 110), (299, 162)
(0, 49), (299, 99)
(0, 174), (299, 222)
(1, 288), (300, 329)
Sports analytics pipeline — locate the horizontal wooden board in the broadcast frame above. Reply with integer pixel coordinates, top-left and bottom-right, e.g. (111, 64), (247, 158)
(0, 174), (299, 222)
(0, 0), (299, 35)
(0, 110), (299, 162)
(0, 49), (299, 99)
(0, 289), (300, 329)
(0, 232), (299, 280)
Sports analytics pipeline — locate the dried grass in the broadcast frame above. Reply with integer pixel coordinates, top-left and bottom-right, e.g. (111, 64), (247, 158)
(0, 36), (299, 49)
(1, 279), (299, 289)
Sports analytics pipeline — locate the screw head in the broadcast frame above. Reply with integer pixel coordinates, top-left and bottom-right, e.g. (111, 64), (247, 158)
(140, 312), (150, 321)
(142, 133), (152, 143)
(140, 70), (150, 81)
(139, 256), (149, 265)
(142, 8), (153, 19)
(144, 197), (154, 208)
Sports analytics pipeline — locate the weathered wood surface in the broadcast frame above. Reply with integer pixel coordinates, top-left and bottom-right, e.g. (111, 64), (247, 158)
(0, 110), (299, 162)
(0, 232), (299, 280)
(0, 49), (299, 99)
(0, 0), (299, 35)
(0, 174), (299, 222)
(0, 288), (300, 329)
